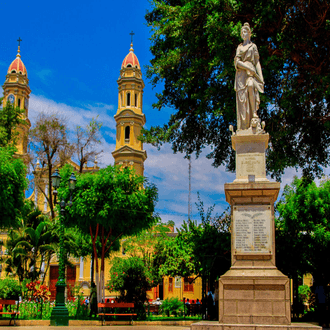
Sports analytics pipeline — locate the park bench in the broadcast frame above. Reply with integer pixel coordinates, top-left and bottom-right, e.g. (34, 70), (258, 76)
(189, 303), (202, 316)
(0, 299), (20, 326)
(146, 304), (160, 315)
(98, 302), (136, 325)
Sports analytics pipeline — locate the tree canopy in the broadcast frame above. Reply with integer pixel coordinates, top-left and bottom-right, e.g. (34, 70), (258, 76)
(0, 99), (26, 148)
(61, 165), (158, 235)
(144, 0), (330, 180)
(29, 113), (74, 219)
(0, 100), (28, 228)
(153, 198), (231, 298)
(0, 146), (27, 228)
(107, 256), (159, 319)
(59, 164), (158, 302)
(276, 176), (330, 287)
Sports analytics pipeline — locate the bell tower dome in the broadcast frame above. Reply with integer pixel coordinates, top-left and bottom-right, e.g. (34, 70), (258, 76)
(112, 38), (147, 176)
(2, 38), (31, 157)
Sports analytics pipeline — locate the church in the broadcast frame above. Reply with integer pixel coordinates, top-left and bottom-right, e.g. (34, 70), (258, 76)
(0, 40), (203, 303)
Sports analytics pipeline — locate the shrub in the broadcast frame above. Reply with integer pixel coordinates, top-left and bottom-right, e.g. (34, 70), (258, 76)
(160, 297), (184, 316)
(19, 300), (54, 320)
(298, 284), (312, 304)
(108, 256), (159, 320)
(0, 278), (22, 299)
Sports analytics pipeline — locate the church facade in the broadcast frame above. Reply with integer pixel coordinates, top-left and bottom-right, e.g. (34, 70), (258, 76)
(0, 41), (202, 303)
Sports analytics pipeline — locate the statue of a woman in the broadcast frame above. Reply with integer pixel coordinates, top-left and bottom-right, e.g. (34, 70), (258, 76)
(234, 23), (264, 131)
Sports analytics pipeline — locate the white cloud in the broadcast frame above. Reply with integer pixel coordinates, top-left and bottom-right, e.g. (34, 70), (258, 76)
(144, 144), (237, 227)
(29, 94), (117, 168)
(29, 94), (116, 128)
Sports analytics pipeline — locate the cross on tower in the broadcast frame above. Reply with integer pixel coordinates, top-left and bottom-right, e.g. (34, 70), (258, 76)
(129, 31), (135, 44)
(17, 37), (22, 47)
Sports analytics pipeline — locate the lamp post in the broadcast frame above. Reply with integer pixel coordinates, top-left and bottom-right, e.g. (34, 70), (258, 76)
(50, 169), (76, 326)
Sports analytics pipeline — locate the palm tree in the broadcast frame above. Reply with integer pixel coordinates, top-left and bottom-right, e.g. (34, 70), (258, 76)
(1, 200), (57, 283)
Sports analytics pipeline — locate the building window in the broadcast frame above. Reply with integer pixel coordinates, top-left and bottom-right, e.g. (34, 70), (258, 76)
(125, 126), (130, 143)
(120, 94), (123, 107)
(184, 277), (194, 292)
(168, 277), (173, 292)
(135, 93), (138, 107)
(127, 92), (131, 106)
(18, 98), (21, 108)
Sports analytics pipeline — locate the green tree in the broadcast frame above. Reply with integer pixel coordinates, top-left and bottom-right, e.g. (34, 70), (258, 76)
(0, 146), (27, 228)
(0, 99), (28, 228)
(0, 199), (82, 285)
(153, 199), (231, 299)
(108, 256), (158, 319)
(276, 176), (330, 316)
(144, 0), (330, 180)
(153, 225), (195, 279)
(29, 112), (74, 219)
(0, 99), (26, 148)
(1, 200), (55, 283)
(59, 165), (158, 303)
(122, 220), (171, 260)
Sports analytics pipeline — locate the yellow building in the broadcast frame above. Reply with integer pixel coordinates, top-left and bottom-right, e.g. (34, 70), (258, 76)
(0, 40), (202, 304)
(112, 42), (147, 176)
(2, 41), (31, 162)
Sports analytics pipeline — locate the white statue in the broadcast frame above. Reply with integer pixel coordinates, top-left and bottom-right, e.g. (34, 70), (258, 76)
(234, 23), (264, 131)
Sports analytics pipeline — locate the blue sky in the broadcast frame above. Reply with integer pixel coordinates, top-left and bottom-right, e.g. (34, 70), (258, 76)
(0, 0), (305, 229)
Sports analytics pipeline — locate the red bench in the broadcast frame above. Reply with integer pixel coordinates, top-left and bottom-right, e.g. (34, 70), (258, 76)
(98, 302), (136, 326)
(0, 299), (20, 326)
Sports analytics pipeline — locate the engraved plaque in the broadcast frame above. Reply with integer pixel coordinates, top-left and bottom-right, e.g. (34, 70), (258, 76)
(233, 205), (271, 254)
(237, 152), (265, 177)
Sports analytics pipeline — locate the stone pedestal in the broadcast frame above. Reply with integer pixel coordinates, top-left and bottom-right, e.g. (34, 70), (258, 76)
(232, 133), (269, 183)
(191, 132), (320, 330)
(220, 181), (291, 326)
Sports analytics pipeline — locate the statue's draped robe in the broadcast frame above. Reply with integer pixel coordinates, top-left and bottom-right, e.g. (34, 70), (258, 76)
(234, 42), (264, 130)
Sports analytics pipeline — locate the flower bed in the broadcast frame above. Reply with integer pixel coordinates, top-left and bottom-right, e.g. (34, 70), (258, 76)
(0, 299), (89, 320)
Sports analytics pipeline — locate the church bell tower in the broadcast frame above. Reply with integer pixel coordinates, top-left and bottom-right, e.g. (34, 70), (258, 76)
(112, 39), (147, 176)
(2, 39), (31, 158)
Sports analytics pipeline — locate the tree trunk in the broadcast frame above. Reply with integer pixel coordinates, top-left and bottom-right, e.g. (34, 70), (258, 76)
(90, 224), (100, 304)
(95, 251), (100, 303)
(91, 252), (94, 287)
(42, 254), (51, 285)
(100, 226), (105, 303)
(48, 164), (54, 219)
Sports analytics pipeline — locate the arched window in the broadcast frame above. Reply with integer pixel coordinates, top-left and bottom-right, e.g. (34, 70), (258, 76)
(135, 94), (138, 107)
(127, 92), (130, 106)
(125, 126), (130, 143)
(18, 98), (21, 108)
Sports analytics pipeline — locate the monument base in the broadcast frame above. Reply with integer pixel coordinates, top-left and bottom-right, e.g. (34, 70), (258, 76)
(219, 268), (291, 325)
(191, 321), (322, 330)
